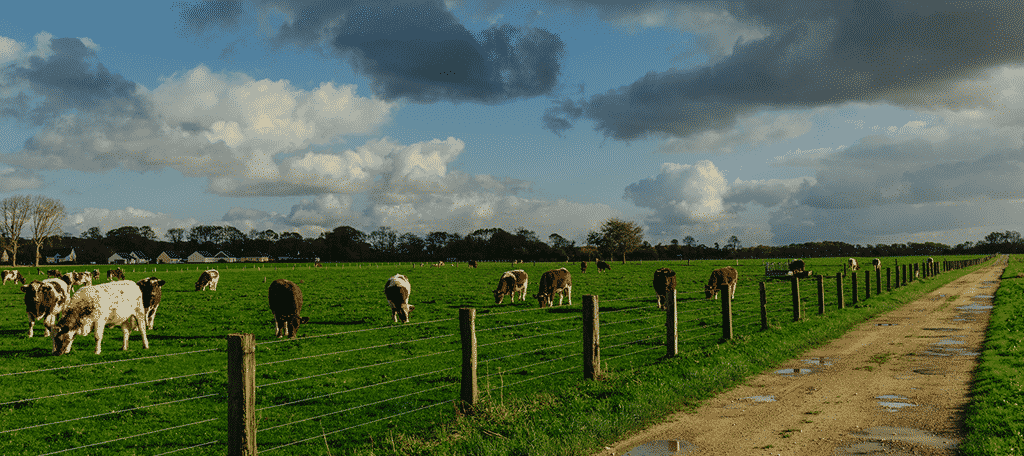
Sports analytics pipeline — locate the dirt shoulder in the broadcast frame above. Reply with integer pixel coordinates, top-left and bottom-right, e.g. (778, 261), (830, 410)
(601, 257), (1006, 456)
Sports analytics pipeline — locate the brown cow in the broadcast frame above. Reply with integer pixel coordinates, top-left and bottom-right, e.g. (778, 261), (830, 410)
(385, 274), (414, 323)
(536, 268), (572, 308)
(269, 279), (308, 338)
(580, 261), (587, 273)
(653, 268), (676, 309)
(493, 270), (528, 304)
(596, 260), (611, 273)
(704, 267), (738, 300)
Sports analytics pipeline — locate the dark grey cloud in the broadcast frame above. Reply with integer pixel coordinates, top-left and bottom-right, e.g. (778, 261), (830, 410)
(3, 37), (149, 124)
(546, 1), (1024, 140)
(177, 0), (565, 103)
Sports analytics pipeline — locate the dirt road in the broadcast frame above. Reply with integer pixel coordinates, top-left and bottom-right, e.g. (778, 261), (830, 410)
(603, 256), (1006, 456)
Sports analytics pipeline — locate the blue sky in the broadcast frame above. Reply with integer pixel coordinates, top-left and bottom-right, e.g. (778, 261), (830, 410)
(2, 1), (1023, 248)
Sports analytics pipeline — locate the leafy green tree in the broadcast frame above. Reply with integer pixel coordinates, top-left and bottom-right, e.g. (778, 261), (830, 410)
(595, 218), (645, 264)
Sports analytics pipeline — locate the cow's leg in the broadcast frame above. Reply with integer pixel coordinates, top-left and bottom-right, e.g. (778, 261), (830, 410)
(147, 304), (159, 330)
(274, 318), (282, 338)
(94, 324), (105, 354)
(27, 313), (35, 337)
(567, 286), (572, 306)
(121, 325), (131, 351)
(134, 311), (149, 349)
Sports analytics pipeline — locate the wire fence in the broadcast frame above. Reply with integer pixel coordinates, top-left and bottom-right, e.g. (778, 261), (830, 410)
(2, 255), (993, 455)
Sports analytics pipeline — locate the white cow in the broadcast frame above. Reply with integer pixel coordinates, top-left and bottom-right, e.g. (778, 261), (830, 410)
(51, 281), (149, 355)
(21, 278), (72, 337)
(195, 269), (219, 291)
(848, 258), (859, 271)
(385, 274), (414, 323)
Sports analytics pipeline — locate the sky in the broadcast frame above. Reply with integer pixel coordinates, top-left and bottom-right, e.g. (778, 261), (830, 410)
(2, 1), (1024, 248)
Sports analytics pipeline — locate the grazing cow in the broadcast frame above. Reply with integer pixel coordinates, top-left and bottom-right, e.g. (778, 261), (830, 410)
(385, 274), (414, 323)
(927, 257), (935, 264)
(269, 279), (307, 338)
(872, 258), (881, 271)
(580, 261), (587, 273)
(106, 268), (125, 281)
(91, 269), (100, 279)
(21, 278), (72, 337)
(136, 277), (166, 330)
(62, 271), (93, 289)
(536, 268), (572, 308)
(493, 270), (529, 304)
(47, 269), (61, 278)
(195, 269), (220, 291)
(788, 260), (805, 274)
(848, 258), (859, 271)
(653, 268), (677, 309)
(51, 281), (149, 355)
(705, 267), (738, 301)
(468, 260), (477, 268)
(596, 260), (611, 273)
(3, 269), (25, 285)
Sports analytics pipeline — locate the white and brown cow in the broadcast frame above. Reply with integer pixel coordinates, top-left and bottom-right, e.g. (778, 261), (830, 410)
(580, 261), (587, 273)
(848, 258), (859, 272)
(385, 274), (414, 323)
(106, 268), (125, 281)
(493, 270), (529, 305)
(653, 267), (677, 309)
(62, 271), (93, 289)
(536, 268), (572, 308)
(704, 266), (738, 301)
(3, 269), (25, 285)
(872, 258), (881, 271)
(51, 280), (149, 355)
(21, 278), (72, 337)
(47, 269), (61, 278)
(596, 260), (611, 273)
(788, 259), (805, 274)
(195, 269), (220, 291)
(136, 277), (166, 330)
(269, 279), (308, 338)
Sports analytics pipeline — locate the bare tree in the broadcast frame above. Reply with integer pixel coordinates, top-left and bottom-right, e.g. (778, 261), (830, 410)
(30, 196), (65, 267)
(0, 195), (32, 266)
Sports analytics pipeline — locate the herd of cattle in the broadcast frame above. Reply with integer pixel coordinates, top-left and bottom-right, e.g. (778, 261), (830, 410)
(11, 260), (754, 354)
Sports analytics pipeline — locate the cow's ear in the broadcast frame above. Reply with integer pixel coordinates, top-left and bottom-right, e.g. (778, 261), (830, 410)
(20, 284), (30, 292)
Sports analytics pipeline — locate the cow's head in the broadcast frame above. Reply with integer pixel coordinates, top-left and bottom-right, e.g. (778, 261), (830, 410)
(51, 306), (94, 355)
(704, 285), (718, 300)
(391, 301), (415, 323)
(493, 289), (506, 305)
(280, 315), (310, 338)
(536, 293), (550, 308)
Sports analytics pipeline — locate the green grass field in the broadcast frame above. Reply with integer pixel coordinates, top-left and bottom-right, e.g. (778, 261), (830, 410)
(0, 256), (987, 455)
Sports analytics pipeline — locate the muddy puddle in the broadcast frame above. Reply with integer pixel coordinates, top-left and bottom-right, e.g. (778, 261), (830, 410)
(802, 356), (837, 366)
(850, 426), (957, 450)
(876, 395), (917, 412)
(622, 439), (697, 456)
(741, 395), (776, 402)
(775, 368), (815, 376)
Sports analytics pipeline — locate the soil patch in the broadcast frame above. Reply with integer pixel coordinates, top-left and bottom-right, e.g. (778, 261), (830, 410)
(601, 257), (1006, 455)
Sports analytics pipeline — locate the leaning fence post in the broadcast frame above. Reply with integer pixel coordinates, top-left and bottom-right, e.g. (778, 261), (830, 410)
(851, 270), (858, 305)
(865, 270), (871, 300)
(720, 285), (733, 340)
(228, 333), (256, 456)
(791, 277), (801, 322)
(836, 272), (844, 310)
(816, 275), (824, 315)
(759, 282), (768, 330)
(886, 267), (891, 292)
(875, 268), (881, 295)
(459, 308), (478, 409)
(583, 296), (600, 380)
(666, 288), (678, 358)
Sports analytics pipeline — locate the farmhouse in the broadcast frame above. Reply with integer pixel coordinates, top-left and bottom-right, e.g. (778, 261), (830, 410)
(238, 252), (271, 263)
(45, 248), (77, 264)
(156, 251), (186, 264)
(108, 251), (149, 265)
(187, 251), (216, 263)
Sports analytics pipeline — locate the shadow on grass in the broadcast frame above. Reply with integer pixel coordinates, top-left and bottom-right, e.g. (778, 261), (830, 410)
(0, 347), (54, 358)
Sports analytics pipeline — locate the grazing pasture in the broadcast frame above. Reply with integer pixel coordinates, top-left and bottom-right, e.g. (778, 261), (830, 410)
(0, 257), (983, 455)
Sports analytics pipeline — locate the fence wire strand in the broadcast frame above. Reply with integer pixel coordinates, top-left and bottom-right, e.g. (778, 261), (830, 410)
(0, 348), (222, 378)
(152, 440), (220, 456)
(603, 324), (664, 341)
(480, 350), (578, 382)
(37, 418), (217, 456)
(1, 370), (219, 407)
(1, 393), (220, 434)
(480, 339), (581, 366)
(257, 366), (457, 412)
(478, 326), (576, 348)
(257, 332), (456, 367)
(476, 313), (580, 333)
(256, 315), (460, 346)
(484, 362), (577, 392)
(257, 348), (458, 389)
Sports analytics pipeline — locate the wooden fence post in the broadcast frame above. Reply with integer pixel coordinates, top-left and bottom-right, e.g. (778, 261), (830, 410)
(816, 275), (824, 315)
(459, 308), (478, 409)
(875, 268), (881, 295)
(759, 282), (768, 331)
(851, 270), (858, 305)
(583, 296), (600, 380)
(886, 267), (891, 292)
(791, 277), (801, 322)
(865, 270), (871, 300)
(228, 333), (256, 456)
(902, 264), (907, 286)
(721, 285), (733, 340)
(666, 288), (677, 358)
(836, 272), (844, 310)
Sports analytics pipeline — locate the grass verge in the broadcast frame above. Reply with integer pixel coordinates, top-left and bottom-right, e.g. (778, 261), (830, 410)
(961, 256), (1024, 455)
(384, 259), (994, 455)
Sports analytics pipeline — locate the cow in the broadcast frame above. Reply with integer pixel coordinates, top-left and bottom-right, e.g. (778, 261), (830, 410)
(580, 261), (587, 273)
(536, 268), (572, 308)
(493, 270), (529, 305)
(3, 269), (25, 285)
(62, 271), (93, 289)
(136, 277), (166, 330)
(385, 274), (414, 323)
(788, 260), (805, 274)
(848, 258), (859, 272)
(468, 260), (477, 268)
(21, 278), (72, 338)
(51, 280), (149, 355)
(705, 266), (738, 301)
(872, 258), (881, 271)
(47, 269), (61, 278)
(91, 269), (100, 279)
(596, 260), (611, 273)
(653, 268), (676, 310)
(269, 279), (307, 338)
(106, 268), (125, 281)
(195, 269), (219, 291)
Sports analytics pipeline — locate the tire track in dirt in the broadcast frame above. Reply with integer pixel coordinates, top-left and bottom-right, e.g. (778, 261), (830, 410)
(601, 256), (1006, 456)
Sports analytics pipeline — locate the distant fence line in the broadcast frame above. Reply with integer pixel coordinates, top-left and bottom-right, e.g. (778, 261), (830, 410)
(1, 255), (993, 455)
